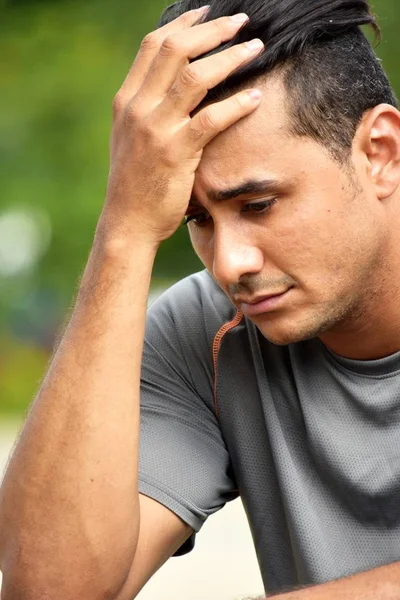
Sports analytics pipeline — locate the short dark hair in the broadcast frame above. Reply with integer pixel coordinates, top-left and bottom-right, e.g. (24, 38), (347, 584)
(159, 0), (398, 162)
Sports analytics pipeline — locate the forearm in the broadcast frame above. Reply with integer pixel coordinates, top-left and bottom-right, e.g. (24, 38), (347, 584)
(274, 561), (400, 600)
(0, 224), (157, 599)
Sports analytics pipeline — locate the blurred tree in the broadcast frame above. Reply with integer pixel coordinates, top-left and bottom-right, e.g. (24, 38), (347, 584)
(0, 0), (201, 319)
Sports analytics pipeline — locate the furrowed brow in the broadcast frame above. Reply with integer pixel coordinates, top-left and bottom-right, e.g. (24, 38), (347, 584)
(189, 179), (282, 206)
(209, 179), (281, 202)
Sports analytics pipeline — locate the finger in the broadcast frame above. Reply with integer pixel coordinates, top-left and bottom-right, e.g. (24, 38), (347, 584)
(117, 7), (209, 102)
(185, 88), (263, 151)
(156, 38), (264, 120)
(139, 14), (250, 102)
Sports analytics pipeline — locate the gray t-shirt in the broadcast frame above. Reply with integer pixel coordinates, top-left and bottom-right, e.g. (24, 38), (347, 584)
(139, 269), (400, 595)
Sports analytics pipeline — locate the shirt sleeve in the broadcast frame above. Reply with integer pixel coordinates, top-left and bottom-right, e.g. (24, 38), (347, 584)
(138, 274), (239, 556)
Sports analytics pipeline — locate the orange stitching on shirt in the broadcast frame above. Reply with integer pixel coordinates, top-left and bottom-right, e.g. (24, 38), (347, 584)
(212, 310), (244, 419)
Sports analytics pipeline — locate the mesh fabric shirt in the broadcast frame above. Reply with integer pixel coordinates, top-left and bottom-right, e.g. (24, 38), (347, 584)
(139, 270), (400, 595)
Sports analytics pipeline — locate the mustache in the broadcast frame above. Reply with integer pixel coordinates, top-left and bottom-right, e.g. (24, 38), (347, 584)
(228, 275), (296, 297)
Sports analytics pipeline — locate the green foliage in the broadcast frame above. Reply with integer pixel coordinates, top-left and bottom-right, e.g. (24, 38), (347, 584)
(0, 0), (201, 303)
(0, 335), (48, 416)
(0, 0), (203, 415)
(0, 0), (399, 415)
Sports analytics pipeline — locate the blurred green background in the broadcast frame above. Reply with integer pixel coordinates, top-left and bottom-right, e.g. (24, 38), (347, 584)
(0, 0), (399, 417)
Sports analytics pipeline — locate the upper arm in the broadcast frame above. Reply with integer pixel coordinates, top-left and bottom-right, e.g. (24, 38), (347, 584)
(121, 275), (238, 598)
(116, 493), (193, 600)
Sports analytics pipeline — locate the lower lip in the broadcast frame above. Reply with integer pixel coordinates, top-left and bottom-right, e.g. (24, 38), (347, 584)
(241, 290), (292, 317)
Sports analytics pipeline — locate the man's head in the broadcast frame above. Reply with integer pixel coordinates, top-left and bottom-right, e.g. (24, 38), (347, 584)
(160, 0), (397, 163)
(160, 0), (400, 355)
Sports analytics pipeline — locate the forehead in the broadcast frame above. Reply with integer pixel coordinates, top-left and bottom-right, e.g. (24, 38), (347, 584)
(194, 76), (328, 193)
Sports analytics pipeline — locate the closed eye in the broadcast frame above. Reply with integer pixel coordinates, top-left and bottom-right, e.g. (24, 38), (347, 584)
(183, 198), (278, 228)
(183, 211), (211, 227)
(241, 199), (278, 214)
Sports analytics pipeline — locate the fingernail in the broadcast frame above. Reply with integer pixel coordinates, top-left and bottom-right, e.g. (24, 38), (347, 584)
(248, 89), (262, 100)
(231, 13), (249, 23)
(246, 38), (264, 51)
(196, 5), (210, 13)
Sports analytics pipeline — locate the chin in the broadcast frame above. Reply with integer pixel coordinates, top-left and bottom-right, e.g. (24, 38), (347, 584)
(254, 308), (337, 346)
(257, 326), (314, 346)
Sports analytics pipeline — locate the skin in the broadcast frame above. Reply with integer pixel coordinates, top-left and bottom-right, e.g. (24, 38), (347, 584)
(1, 6), (400, 600)
(187, 76), (400, 359)
(0, 10), (268, 600)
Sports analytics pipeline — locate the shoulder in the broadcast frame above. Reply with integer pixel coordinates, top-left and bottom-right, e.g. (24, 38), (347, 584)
(144, 270), (238, 402)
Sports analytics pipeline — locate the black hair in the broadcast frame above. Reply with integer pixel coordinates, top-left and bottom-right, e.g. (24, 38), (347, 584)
(159, 0), (398, 162)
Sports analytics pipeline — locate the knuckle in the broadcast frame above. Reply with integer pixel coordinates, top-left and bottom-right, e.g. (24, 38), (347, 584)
(159, 34), (182, 56)
(112, 93), (125, 116)
(124, 100), (143, 126)
(181, 65), (205, 89)
(198, 108), (219, 131)
(141, 32), (161, 52)
(189, 123), (205, 142)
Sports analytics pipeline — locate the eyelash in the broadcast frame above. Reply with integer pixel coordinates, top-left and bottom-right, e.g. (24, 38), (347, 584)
(183, 199), (278, 227)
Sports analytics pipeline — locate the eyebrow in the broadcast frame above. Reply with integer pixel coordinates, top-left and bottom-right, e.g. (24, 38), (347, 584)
(190, 178), (283, 206)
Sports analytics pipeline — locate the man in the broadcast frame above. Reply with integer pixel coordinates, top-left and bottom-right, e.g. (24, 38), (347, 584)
(1, 0), (400, 598)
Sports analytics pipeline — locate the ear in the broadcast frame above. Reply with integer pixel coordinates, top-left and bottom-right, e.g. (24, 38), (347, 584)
(356, 104), (400, 200)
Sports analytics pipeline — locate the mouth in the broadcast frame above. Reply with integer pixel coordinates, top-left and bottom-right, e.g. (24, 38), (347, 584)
(237, 289), (293, 317)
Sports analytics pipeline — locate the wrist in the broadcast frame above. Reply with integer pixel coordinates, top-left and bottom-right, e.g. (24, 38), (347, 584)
(95, 214), (161, 262)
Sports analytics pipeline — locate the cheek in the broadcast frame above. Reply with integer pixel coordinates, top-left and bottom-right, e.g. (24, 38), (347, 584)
(265, 195), (360, 282)
(188, 228), (213, 267)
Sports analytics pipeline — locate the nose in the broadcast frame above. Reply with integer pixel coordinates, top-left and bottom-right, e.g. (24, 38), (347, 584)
(212, 226), (264, 289)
